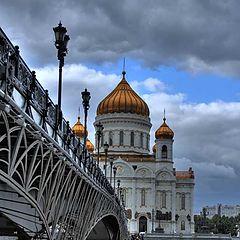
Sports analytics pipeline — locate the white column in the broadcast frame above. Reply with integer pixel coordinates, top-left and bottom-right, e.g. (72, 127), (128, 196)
(130, 178), (137, 233)
(171, 182), (176, 234)
(151, 177), (156, 233)
(190, 187), (195, 233)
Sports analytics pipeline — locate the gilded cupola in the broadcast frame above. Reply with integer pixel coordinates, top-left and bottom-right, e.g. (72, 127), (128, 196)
(97, 71), (150, 117)
(155, 117), (174, 140)
(72, 117), (87, 138)
(86, 139), (94, 153)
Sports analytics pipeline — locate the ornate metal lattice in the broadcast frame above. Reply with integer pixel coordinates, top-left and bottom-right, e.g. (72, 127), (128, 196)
(0, 27), (128, 240)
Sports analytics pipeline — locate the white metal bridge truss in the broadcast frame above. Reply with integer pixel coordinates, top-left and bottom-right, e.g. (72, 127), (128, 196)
(0, 28), (128, 240)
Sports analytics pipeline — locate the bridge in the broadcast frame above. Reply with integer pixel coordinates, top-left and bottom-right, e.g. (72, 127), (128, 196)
(0, 28), (128, 240)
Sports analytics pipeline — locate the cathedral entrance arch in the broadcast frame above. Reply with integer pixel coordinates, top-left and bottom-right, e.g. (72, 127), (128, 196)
(139, 216), (147, 232)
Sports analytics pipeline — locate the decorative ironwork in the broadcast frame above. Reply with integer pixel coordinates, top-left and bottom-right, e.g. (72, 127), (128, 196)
(126, 209), (132, 219)
(156, 210), (172, 221)
(0, 27), (128, 240)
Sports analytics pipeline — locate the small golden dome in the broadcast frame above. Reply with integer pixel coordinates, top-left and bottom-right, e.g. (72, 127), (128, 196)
(72, 117), (87, 138)
(97, 71), (149, 116)
(155, 118), (174, 139)
(152, 143), (156, 153)
(86, 139), (94, 153)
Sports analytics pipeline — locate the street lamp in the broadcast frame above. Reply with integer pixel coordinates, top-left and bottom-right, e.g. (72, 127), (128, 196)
(110, 159), (113, 185)
(117, 179), (121, 197)
(81, 88), (91, 162)
(104, 142), (109, 176)
(96, 122), (104, 165)
(152, 209), (155, 233)
(113, 165), (117, 191)
(53, 22), (70, 130)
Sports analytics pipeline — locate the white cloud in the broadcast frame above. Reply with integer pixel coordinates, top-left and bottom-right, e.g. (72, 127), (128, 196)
(131, 78), (166, 93)
(35, 64), (120, 142)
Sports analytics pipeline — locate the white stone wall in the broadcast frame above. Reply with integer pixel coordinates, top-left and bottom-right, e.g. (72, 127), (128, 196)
(175, 180), (195, 234)
(94, 113), (151, 154)
(95, 112), (194, 235)
(155, 138), (173, 161)
(102, 156), (194, 235)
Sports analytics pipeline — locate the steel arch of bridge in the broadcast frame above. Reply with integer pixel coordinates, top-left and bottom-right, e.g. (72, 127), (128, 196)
(0, 28), (128, 239)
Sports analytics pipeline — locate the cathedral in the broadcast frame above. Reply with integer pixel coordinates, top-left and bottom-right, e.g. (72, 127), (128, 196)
(72, 70), (195, 235)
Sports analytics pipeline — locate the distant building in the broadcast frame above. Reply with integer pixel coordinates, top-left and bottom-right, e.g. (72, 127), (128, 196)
(88, 70), (195, 234)
(202, 204), (240, 218)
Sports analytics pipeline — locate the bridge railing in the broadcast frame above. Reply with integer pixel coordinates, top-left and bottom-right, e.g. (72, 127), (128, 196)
(0, 27), (120, 204)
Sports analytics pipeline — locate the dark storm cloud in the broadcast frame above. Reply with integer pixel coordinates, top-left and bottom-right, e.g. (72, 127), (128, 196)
(1, 0), (240, 75)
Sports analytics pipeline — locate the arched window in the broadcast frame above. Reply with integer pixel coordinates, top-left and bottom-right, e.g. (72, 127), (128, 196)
(130, 131), (134, 146)
(109, 131), (113, 146)
(120, 131), (124, 146)
(181, 220), (185, 230)
(181, 193), (185, 210)
(162, 145), (168, 159)
(141, 189), (146, 206)
(139, 216), (147, 233)
(140, 132), (143, 148)
(161, 191), (166, 208)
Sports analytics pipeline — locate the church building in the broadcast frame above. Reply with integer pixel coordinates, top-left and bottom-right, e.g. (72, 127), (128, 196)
(73, 70), (195, 235)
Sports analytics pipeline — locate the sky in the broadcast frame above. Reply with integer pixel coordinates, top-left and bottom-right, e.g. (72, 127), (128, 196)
(1, 0), (240, 214)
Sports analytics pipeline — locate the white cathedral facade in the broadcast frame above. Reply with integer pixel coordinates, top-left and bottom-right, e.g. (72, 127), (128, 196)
(74, 70), (195, 235)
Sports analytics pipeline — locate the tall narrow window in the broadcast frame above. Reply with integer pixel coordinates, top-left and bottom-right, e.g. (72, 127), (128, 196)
(161, 192), (166, 208)
(141, 189), (146, 206)
(109, 131), (113, 146)
(120, 131), (124, 146)
(140, 132), (143, 148)
(181, 193), (185, 210)
(162, 145), (168, 159)
(130, 131), (134, 146)
(181, 220), (185, 230)
(146, 134), (149, 150)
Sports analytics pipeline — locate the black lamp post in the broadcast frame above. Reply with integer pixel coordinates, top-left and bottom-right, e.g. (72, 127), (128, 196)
(110, 159), (113, 185)
(104, 142), (109, 176)
(113, 166), (117, 191)
(81, 88), (91, 162)
(117, 179), (121, 197)
(96, 122), (104, 166)
(121, 191), (125, 207)
(152, 208), (155, 233)
(53, 22), (70, 130)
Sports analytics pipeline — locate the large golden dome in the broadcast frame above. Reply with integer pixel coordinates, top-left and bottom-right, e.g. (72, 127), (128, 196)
(72, 117), (87, 138)
(97, 71), (149, 116)
(86, 139), (94, 153)
(155, 117), (174, 139)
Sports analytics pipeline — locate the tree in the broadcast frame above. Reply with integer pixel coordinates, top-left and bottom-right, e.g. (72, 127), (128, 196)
(194, 214), (240, 236)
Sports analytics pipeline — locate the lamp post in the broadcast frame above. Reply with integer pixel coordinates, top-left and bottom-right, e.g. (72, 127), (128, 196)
(96, 122), (104, 166)
(152, 209), (155, 233)
(113, 166), (117, 191)
(121, 191), (125, 207)
(53, 22), (70, 130)
(104, 142), (109, 176)
(81, 88), (91, 163)
(110, 159), (113, 185)
(117, 179), (120, 197)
